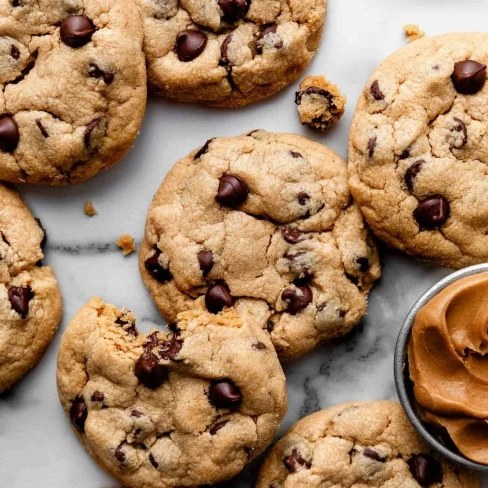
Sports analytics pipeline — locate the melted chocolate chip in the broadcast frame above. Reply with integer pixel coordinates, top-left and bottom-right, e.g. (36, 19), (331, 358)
(60, 16), (96, 48)
(259, 23), (277, 39)
(363, 448), (384, 462)
(88, 64), (114, 84)
(408, 454), (442, 487)
(0, 115), (19, 153)
(400, 149), (410, 160)
(281, 286), (313, 315)
(252, 342), (267, 350)
(149, 453), (159, 468)
(451, 117), (468, 148)
(198, 250), (214, 277)
(116, 317), (138, 337)
(70, 397), (88, 432)
(205, 282), (233, 314)
(215, 175), (249, 207)
(10, 45), (20, 60)
(218, 0), (249, 22)
(36, 119), (48, 138)
(297, 192), (310, 206)
(8, 286), (33, 318)
(131, 409), (143, 418)
(404, 160), (425, 191)
(210, 420), (228, 435)
(194, 138), (215, 159)
(144, 250), (172, 283)
(356, 257), (369, 273)
(115, 444), (126, 462)
(175, 30), (207, 62)
(35, 218), (47, 248)
(370, 80), (385, 101)
(134, 353), (168, 389)
(281, 228), (306, 244)
(159, 335), (183, 360)
(451, 60), (487, 95)
(414, 196), (450, 229)
(290, 151), (302, 158)
(284, 449), (311, 473)
(367, 136), (377, 158)
(220, 35), (232, 64)
(91, 391), (104, 402)
(208, 380), (242, 408)
(84, 118), (100, 148)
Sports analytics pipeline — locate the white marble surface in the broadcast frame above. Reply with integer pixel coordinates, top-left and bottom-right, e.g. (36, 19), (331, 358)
(2, 0), (488, 486)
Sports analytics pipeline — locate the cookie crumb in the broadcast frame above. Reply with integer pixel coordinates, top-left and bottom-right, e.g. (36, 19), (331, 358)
(295, 76), (346, 131)
(116, 235), (136, 255)
(403, 24), (425, 43)
(84, 201), (96, 217)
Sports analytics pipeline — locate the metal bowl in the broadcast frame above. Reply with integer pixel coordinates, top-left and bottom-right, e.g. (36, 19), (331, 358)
(394, 263), (488, 471)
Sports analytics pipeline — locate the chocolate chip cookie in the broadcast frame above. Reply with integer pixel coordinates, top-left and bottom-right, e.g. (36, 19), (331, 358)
(0, 0), (146, 185)
(140, 131), (381, 361)
(57, 297), (287, 488)
(135, 0), (327, 107)
(0, 184), (62, 392)
(256, 401), (480, 488)
(349, 33), (488, 269)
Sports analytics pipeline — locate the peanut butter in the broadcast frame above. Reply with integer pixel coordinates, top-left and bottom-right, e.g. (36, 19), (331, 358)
(409, 271), (488, 464)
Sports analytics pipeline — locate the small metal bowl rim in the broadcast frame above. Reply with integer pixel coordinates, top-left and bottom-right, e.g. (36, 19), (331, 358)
(394, 263), (488, 471)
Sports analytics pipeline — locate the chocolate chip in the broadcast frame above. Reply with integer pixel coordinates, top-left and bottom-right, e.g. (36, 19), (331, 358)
(370, 80), (385, 101)
(131, 409), (143, 418)
(144, 250), (172, 283)
(0, 116), (19, 153)
(149, 453), (159, 468)
(115, 444), (126, 463)
(10, 45), (20, 60)
(408, 454), (442, 487)
(414, 196), (450, 229)
(88, 64), (114, 84)
(198, 250), (214, 277)
(208, 380), (242, 408)
(284, 449), (311, 473)
(205, 282), (233, 314)
(145, 331), (159, 350)
(36, 119), (48, 138)
(400, 149), (410, 160)
(451, 60), (487, 95)
(220, 35), (232, 64)
(404, 160), (425, 191)
(451, 117), (468, 148)
(60, 16), (96, 48)
(281, 286), (313, 315)
(363, 448), (384, 462)
(70, 397), (88, 432)
(210, 420), (228, 435)
(295, 86), (330, 105)
(194, 138), (215, 159)
(215, 175), (249, 207)
(175, 30), (207, 62)
(34, 218), (47, 248)
(252, 342), (267, 350)
(297, 192), (310, 206)
(290, 151), (302, 158)
(116, 317), (138, 337)
(134, 353), (168, 389)
(356, 257), (369, 273)
(281, 228), (306, 244)
(367, 136), (377, 158)
(259, 23), (277, 39)
(159, 335), (183, 360)
(91, 391), (104, 402)
(84, 118), (100, 148)
(8, 286), (33, 318)
(218, 0), (249, 22)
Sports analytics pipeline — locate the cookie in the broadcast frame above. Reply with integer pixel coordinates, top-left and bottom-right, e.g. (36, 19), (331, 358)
(349, 33), (488, 269)
(0, 0), (146, 185)
(256, 401), (480, 488)
(135, 0), (327, 107)
(295, 75), (346, 130)
(57, 297), (287, 488)
(0, 184), (62, 392)
(140, 131), (381, 360)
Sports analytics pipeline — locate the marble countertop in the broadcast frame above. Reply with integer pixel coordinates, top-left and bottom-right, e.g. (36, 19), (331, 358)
(2, 0), (488, 486)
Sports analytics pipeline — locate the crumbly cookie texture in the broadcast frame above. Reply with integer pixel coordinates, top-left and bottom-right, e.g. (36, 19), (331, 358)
(404, 24), (425, 43)
(256, 401), (480, 488)
(349, 33), (488, 269)
(57, 297), (287, 488)
(116, 234), (136, 255)
(140, 131), (380, 361)
(295, 76), (346, 130)
(0, 184), (62, 392)
(135, 0), (327, 107)
(0, 0), (147, 185)
(84, 200), (96, 217)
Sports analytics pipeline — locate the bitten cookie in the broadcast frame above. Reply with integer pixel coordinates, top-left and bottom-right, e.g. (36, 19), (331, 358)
(349, 33), (488, 269)
(0, 0), (147, 185)
(0, 184), (62, 392)
(256, 401), (480, 488)
(140, 131), (381, 361)
(57, 297), (287, 488)
(295, 76), (346, 130)
(135, 0), (327, 107)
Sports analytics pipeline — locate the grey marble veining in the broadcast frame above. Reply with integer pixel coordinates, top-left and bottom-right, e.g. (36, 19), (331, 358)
(2, 0), (488, 486)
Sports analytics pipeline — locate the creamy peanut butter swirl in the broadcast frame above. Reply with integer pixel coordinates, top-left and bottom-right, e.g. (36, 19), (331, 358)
(409, 271), (488, 464)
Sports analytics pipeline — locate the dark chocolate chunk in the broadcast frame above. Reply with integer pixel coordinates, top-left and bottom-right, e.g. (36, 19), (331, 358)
(451, 60), (486, 95)
(218, 0), (249, 22)
(284, 448), (311, 473)
(8, 286), (33, 318)
(414, 196), (450, 229)
(205, 282), (233, 314)
(370, 80), (385, 101)
(281, 228), (306, 244)
(198, 250), (214, 277)
(144, 250), (172, 283)
(367, 136), (377, 158)
(215, 175), (249, 207)
(281, 286), (313, 315)
(70, 396), (88, 432)
(208, 380), (242, 408)
(175, 30), (208, 62)
(134, 353), (168, 389)
(60, 16), (96, 48)
(408, 454), (442, 487)
(404, 160), (425, 191)
(0, 115), (19, 153)
(210, 420), (228, 435)
(159, 335), (183, 360)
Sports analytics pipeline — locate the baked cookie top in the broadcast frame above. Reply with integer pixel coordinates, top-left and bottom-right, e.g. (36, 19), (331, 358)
(0, 184), (62, 392)
(140, 131), (380, 360)
(256, 401), (480, 488)
(135, 0), (327, 107)
(0, 0), (146, 185)
(349, 33), (488, 269)
(57, 297), (287, 488)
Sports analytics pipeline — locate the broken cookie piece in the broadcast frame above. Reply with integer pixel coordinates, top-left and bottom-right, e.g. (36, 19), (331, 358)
(84, 200), (96, 217)
(404, 24), (425, 43)
(116, 234), (136, 255)
(295, 76), (346, 131)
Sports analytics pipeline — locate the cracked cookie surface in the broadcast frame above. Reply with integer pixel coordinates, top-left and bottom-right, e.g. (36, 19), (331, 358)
(56, 297), (287, 488)
(135, 0), (327, 107)
(0, 184), (62, 392)
(349, 33), (488, 269)
(256, 401), (480, 488)
(140, 130), (381, 361)
(0, 0), (146, 185)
